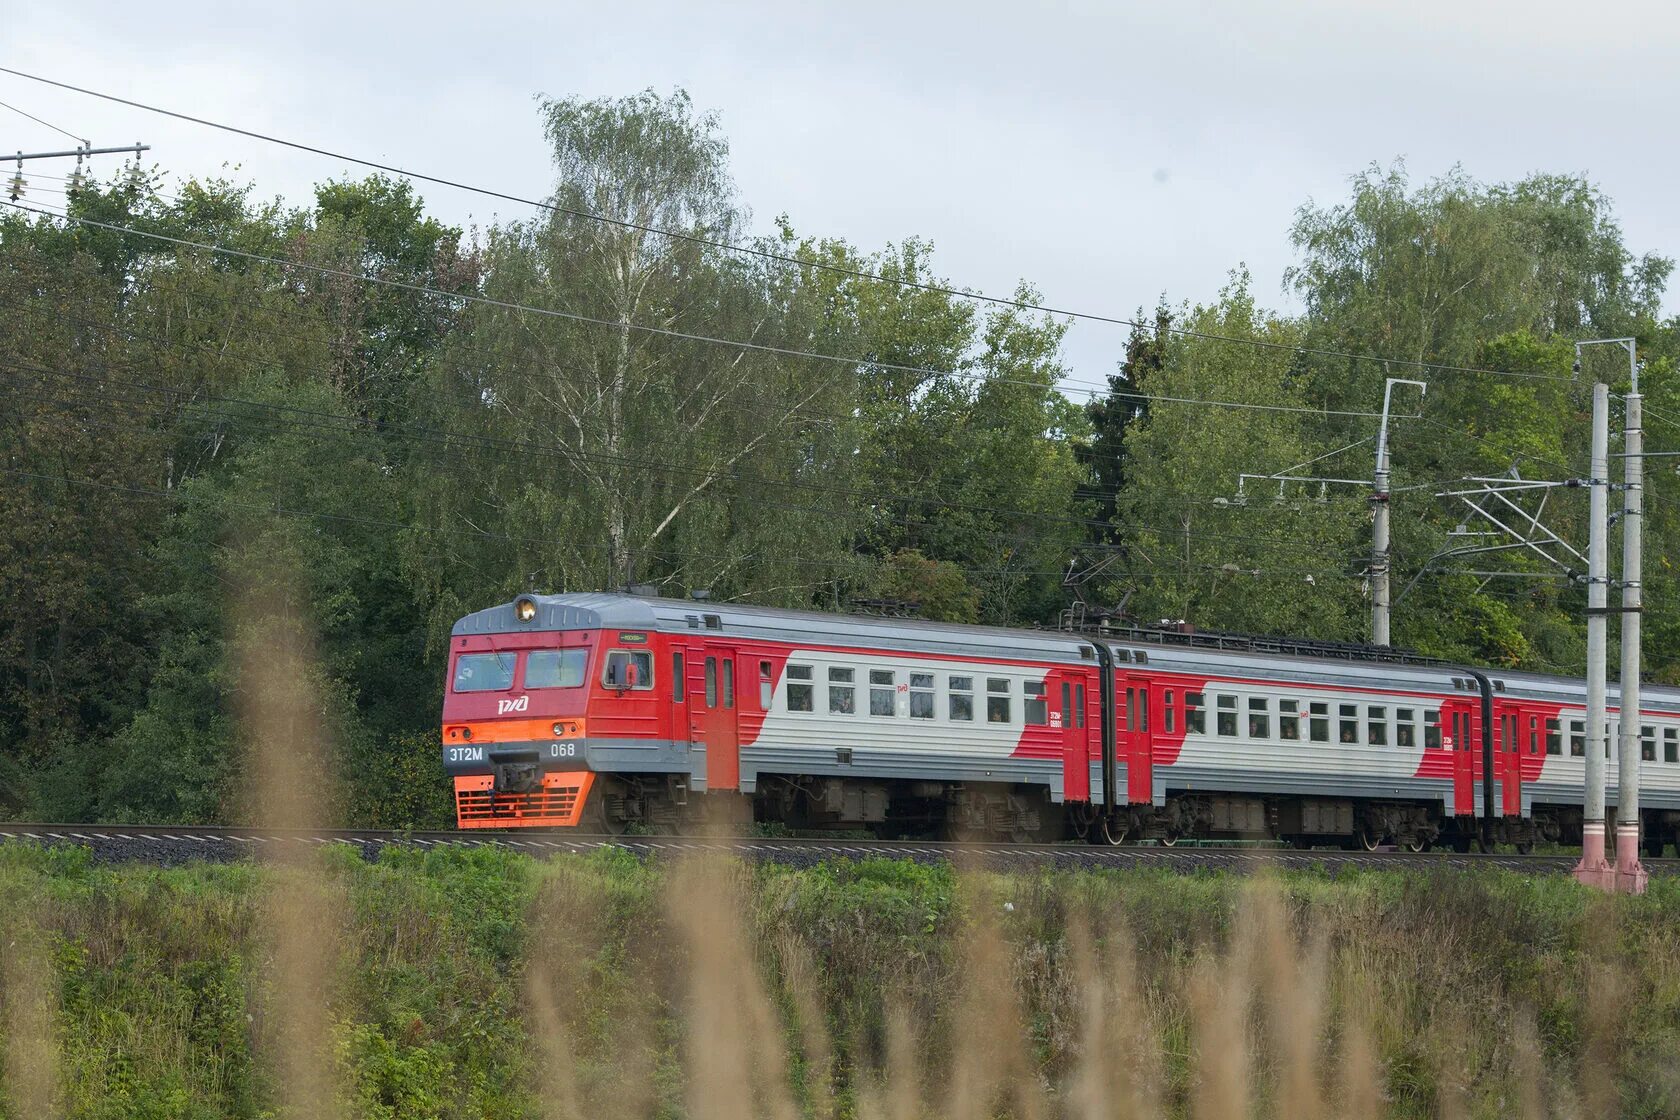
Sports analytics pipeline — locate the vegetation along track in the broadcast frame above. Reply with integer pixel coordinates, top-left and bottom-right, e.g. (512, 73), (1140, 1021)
(0, 822), (1675, 874)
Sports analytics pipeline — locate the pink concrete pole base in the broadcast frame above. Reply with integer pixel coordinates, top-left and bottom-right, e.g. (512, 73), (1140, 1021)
(1573, 823), (1615, 890)
(1615, 824), (1649, 895)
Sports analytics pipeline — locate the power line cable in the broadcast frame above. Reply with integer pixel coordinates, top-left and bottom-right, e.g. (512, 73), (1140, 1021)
(0, 65), (1576, 384)
(0, 95), (84, 144)
(2, 197), (1399, 417)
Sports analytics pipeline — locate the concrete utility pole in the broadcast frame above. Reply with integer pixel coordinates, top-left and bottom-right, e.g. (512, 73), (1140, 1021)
(1372, 377), (1427, 647)
(1574, 376), (1615, 888)
(1613, 342), (1648, 894)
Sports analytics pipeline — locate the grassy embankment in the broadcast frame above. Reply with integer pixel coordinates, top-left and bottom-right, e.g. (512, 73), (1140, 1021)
(0, 843), (1678, 1119)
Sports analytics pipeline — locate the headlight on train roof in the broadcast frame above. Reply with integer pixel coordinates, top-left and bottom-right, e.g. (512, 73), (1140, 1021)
(515, 596), (537, 622)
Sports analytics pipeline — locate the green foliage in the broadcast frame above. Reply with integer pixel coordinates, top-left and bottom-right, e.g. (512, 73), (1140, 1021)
(2, 848), (1679, 1118)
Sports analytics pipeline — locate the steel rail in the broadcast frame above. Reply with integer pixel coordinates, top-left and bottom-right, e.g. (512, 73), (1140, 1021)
(0, 822), (1671, 875)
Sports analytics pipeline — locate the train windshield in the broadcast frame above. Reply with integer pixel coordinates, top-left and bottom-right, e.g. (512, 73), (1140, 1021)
(452, 651), (515, 692)
(527, 649), (588, 689)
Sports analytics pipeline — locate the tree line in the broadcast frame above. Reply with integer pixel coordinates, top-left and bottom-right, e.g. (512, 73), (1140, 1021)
(2, 88), (1675, 826)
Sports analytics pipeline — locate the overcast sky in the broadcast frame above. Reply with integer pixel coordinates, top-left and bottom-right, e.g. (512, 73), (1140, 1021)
(7, 0), (1678, 388)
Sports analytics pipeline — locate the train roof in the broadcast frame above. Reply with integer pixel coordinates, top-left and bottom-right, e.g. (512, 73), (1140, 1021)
(450, 592), (1680, 710)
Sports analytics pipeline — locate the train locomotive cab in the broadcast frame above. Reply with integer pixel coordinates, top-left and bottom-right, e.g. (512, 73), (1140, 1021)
(442, 594), (667, 830)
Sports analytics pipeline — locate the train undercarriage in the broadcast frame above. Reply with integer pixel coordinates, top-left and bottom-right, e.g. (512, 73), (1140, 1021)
(544, 771), (1663, 853)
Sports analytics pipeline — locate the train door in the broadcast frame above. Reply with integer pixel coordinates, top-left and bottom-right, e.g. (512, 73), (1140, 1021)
(1500, 706), (1540, 817)
(689, 644), (740, 791)
(1442, 697), (1479, 817)
(1120, 674), (1154, 804)
(1056, 674), (1087, 801)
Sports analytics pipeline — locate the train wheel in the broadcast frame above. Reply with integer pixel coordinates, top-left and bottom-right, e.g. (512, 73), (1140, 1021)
(1402, 835), (1427, 853)
(1358, 825), (1385, 852)
(1097, 815), (1129, 846)
(1158, 830), (1181, 848)
(577, 781), (629, 836)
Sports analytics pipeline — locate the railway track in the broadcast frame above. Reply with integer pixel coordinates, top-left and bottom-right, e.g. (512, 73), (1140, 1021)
(0, 821), (1674, 875)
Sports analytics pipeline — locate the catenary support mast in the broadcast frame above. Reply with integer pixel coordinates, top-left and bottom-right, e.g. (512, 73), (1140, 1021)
(1616, 345), (1648, 893)
(1574, 379), (1614, 888)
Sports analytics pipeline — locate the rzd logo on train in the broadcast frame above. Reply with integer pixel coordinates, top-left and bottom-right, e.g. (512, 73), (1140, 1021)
(497, 695), (530, 715)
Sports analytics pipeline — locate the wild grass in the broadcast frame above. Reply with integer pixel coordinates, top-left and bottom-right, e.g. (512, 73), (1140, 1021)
(1, 846), (1679, 1118)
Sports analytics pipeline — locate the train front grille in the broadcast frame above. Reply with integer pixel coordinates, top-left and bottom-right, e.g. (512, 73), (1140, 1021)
(453, 772), (594, 828)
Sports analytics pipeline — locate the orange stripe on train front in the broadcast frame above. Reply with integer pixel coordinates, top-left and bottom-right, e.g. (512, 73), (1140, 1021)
(441, 718), (585, 745)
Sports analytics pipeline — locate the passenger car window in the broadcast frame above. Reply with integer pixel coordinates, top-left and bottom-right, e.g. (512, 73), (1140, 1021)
(1186, 691), (1206, 735)
(525, 649), (587, 689)
(453, 652), (515, 692)
(1545, 718), (1561, 755)
(1248, 697), (1270, 739)
(1216, 695), (1237, 737)
(828, 667), (855, 715)
(987, 678), (1012, 724)
(1368, 706), (1388, 746)
(949, 675), (974, 721)
(1666, 728), (1678, 764)
(870, 669), (897, 717)
(1279, 699), (1300, 740)
(786, 664), (814, 712)
(910, 672), (935, 719)
(1310, 701), (1330, 743)
(1024, 681), (1048, 726)
(1339, 704), (1359, 744)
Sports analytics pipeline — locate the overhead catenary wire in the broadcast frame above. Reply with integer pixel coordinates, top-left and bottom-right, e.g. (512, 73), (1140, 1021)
(0, 65), (1576, 385)
(0, 95), (85, 144)
(2, 198), (1399, 418)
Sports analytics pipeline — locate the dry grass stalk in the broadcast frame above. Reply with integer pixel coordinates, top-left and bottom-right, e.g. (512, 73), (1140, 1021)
(665, 854), (802, 1120)
(235, 572), (346, 1120)
(0, 914), (57, 1120)
(1066, 911), (1161, 1120)
(942, 875), (1046, 1120)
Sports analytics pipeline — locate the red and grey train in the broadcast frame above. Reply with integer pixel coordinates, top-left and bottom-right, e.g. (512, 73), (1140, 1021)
(441, 592), (1680, 851)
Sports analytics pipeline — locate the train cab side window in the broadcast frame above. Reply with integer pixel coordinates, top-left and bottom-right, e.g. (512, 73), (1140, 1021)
(1062, 682), (1073, 727)
(949, 676), (974, 721)
(758, 661), (774, 709)
(786, 664), (814, 712)
(1339, 704), (1360, 744)
(603, 649), (654, 690)
(1310, 701), (1330, 743)
(987, 678), (1012, 724)
(1424, 710), (1441, 750)
(1279, 699), (1300, 741)
(1570, 720), (1586, 756)
(452, 651), (516, 693)
(1248, 697), (1270, 739)
(673, 653), (685, 703)
(1666, 728), (1678, 764)
(1642, 726), (1657, 762)
(1395, 708), (1415, 747)
(1024, 681), (1048, 726)
(910, 673), (935, 719)
(1545, 718), (1561, 755)
(705, 658), (718, 707)
(1368, 706), (1388, 746)
(722, 659), (734, 709)
(1216, 695), (1237, 737)
(828, 667), (855, 715)
(870, 670), (898, 717)
(1163, 689), (1176, 733)
(1074, 684), (1086, 728)
(1185, 692), (1206, 735)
